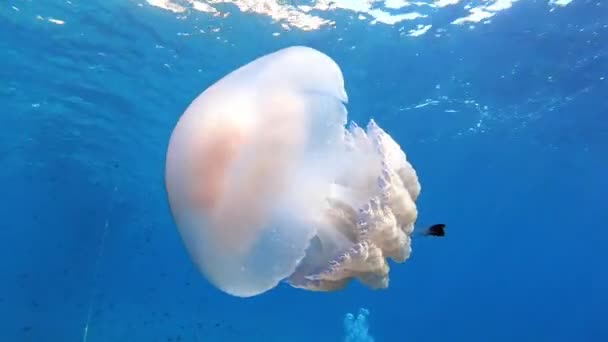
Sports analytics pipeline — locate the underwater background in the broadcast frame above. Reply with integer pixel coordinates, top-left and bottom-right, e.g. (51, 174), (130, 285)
(1, 0), (607, 341)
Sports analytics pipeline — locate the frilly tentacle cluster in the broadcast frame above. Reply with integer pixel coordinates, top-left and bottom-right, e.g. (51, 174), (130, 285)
(288, 120), (421, 291)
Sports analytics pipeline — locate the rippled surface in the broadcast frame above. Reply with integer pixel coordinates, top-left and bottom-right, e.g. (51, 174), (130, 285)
(144, 0), (577, 32)
(1, 1), (607, 341)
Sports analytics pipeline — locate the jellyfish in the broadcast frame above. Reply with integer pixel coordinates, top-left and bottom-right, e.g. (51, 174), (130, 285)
(164, 46), (421, 297)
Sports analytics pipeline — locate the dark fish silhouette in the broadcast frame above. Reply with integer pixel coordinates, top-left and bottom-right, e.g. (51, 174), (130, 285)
(417, 223), (446, 237)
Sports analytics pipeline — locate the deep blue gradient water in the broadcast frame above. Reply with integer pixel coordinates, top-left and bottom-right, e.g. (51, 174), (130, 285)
(1, 1), (607, 341)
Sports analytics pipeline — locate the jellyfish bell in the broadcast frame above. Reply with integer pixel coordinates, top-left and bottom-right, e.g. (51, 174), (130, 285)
(164, 46), (421, 297)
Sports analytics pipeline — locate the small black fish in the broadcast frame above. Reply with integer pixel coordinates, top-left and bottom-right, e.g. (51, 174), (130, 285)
(418, 223), (446, 237)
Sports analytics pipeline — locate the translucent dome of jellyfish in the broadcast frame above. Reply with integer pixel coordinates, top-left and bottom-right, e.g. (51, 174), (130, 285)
(164, 46), (421, 298)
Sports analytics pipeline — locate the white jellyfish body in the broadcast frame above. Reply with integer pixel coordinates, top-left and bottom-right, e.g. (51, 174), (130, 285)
(164, 46), (420, 297)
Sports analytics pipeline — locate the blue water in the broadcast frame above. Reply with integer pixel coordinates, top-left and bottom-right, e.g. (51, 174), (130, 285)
(1, 1), (607, 341)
